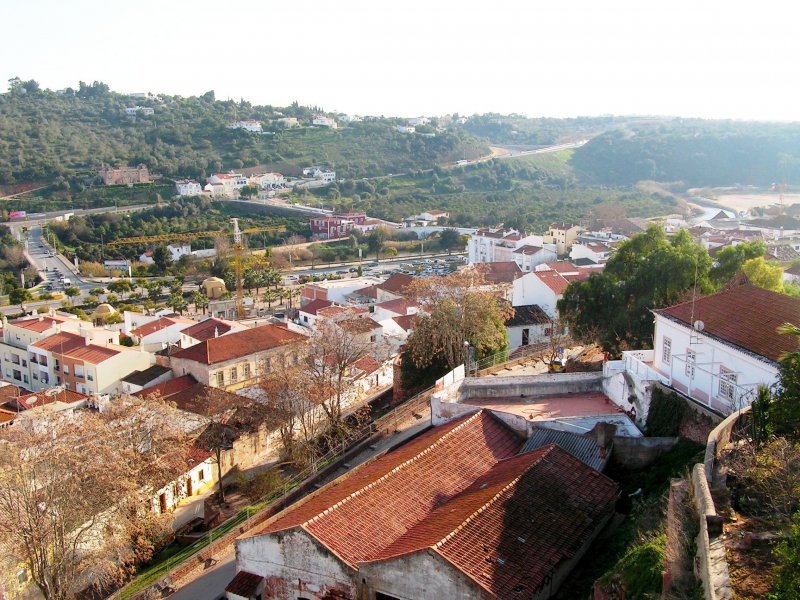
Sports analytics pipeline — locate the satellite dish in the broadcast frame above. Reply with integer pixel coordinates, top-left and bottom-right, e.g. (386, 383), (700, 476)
(693, 320), (705, 332)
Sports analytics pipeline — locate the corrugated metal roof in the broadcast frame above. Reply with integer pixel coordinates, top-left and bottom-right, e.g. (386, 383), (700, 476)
(520, 427), (610, 472)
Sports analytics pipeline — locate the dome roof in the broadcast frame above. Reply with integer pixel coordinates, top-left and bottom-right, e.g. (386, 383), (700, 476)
(92, 303), (117, 317)
(202, 277), (226, 285)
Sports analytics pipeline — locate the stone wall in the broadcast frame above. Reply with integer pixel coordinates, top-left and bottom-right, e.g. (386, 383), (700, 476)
(611, 436), (680, 470)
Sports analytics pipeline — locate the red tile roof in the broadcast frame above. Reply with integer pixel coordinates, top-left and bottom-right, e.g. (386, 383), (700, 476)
(338, 317), (382, 334)
(477, 261), (523, 284)
(352, 355), (382, 375)
(534, 270), (570, 295)
(512, 245), (543, 255)
(375, 298), (416, 315)
(9, 315), (68, 333)
(370, 445), (617, 598)
(655, 283), (800, 363)
(136, 374), (197, 399)
(0, 383), (24, 402)
(298, 298), (333, 315)
(180, 318), (238, 342)
(172, 324), (306, 365)
(378, 273), (415, 294)
(257, 411), (522, 567)
(32, 332), (122, 364)
(164, 383), (246, 417)
(392, 314), (418, 332)
(225, 571), (263, 597)
(130, 316), (192, 338)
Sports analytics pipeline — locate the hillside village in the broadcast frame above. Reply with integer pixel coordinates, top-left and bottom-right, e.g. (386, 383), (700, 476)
(1, 173), (799, 600)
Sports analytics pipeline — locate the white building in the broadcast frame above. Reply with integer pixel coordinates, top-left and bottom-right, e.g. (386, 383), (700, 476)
(467, 227), (555, 265)
(312, 116), (337, 129)
(175, 179), (203, 196)
(511, 270), (571, 318)
(569, 242), (612, 265)
(274, 117), (299, 128)
(512, 244), (558, 272)
(125, 106), (154, 116)
(395, 125), (415, 133)
(505, 304), (553, 353)
(248, 172), (285, 189)
(339, 114), (362, 123)
(228, 120), (263, 133)
(303, 167), (336, 183)
(648, 283), (797, 414)
(205, 172), (248, 197)
(408, 116), (431, 126)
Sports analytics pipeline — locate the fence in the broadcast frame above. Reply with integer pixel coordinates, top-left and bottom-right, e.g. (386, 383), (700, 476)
(468, 340), (565, 377)
(116, 387), (433, 599)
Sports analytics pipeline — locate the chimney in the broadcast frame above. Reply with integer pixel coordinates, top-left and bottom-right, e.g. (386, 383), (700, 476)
(214, 327), (219, 338)
(38, 315), (44, 322)
(85, 336), (91, 346)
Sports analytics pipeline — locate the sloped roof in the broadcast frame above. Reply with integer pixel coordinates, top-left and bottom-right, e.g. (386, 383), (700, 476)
(352, 355), (382, 376)
(165, 383), (247, 417)
(534, 270), (571, 295)
(505, 304), (551, 327)
(298, 298), (333, 316)
(32, 332), (122, 364)
(0, 383), (24, 402)
(655, 283), (800, 363)
(392, 314), (418, 332)
(378, 273), (415, 294)
(512, 245), (543, 255)
(479, 261), (523, 284)
(521, 428), (609, 472)
(225, 571), (263, 597)
(171, 324), (306, 365)
(257, 411), (523, 566)
(136, 374), (197, 398)
(375, 298), (416, 315)
(130, 316), (193, 338)
(369, 445), (617, 599)
(180, 318), (239, 342)
(16, 388), (88, 411)
(338, 317), (382, 334)
(8, 315), (69, 333)
(121, 364), (172, 386)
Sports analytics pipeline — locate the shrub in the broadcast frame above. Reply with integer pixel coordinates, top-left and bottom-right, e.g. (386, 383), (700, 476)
(245, 467), (285, 501)
(770, 509), (800, 600)
(646, 387), (687, 436)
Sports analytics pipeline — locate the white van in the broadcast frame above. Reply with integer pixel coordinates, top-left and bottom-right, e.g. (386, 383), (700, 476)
(63, 278), (72, 287)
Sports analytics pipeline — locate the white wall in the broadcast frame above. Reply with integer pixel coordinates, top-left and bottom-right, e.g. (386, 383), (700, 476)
(512, 273), (559, 316)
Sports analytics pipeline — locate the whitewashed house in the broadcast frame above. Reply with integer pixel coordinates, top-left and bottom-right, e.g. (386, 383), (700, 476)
(312, 116), (337, 129)
(228, 120), (263, 133)
(175, 179), (203, 196)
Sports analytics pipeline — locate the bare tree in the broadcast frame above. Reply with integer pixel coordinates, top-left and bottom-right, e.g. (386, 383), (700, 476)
(0, 397), (191, 600)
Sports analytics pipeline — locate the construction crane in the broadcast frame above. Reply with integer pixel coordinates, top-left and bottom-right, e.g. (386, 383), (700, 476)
(106, 222), (286, 318)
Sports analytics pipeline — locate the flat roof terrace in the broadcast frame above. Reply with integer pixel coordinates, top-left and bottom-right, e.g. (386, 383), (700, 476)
(464, 391), (624, 421)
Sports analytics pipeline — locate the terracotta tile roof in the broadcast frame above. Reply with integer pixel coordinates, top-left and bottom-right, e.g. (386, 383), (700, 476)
(317, 306), (349, 319)
(543, 261), (580, 275)
(130, 316), (193, 338)
(180, 318), (238, 342)
(512, 245), (543, 255)
(478, 261), (523, 284)
(171, 324), (306, 365)
(9, 315), (68, 333)
(392, 314), (418, 332)
(535, 270), (570, 295)
(352, 355), (382, 375)
(338, 317), (382, 334)
(370, 446), (617, 598)
(16, 388), (88, 410)
(31, 332), (122, 364)
(298, 299), (333, 315)
(136, 374), (197, 398)
(375, 298), (416, 315)
(655, 283), (800, 364)
(0, 408), (16, 425)
(225, 571), (263, 597)
(165, 383), (246, 417)
(378, 273), (415, 294)
(257, 411), (522, 566)
(0, 383), (24, 402)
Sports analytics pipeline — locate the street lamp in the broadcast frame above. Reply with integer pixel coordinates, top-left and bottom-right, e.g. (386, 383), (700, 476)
(463, 340), (472, 376)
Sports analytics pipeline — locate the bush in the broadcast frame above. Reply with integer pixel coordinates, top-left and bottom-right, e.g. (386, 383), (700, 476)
(770, 509), (800, 600)
(600, 532), (667, 598)
(245, 467), (285, 501)
(646, 387), (687, 436)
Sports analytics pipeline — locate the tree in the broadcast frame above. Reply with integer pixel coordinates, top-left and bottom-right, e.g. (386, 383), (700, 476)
(146, 281), (163, 301)
(63, 286), (80, 306)
(9, 287), (32, 310)
(0, 397), (190, 600)
(367, 227), (389, 261)
(167, 292), (187, 315)
(405, 270), (514, 371)
(742, 257), (785, 293)
(772, 323), (800, 436)
(709, 240), (766, 287)
(306, 319), (372, 430)
(239, 185), (259, 199)
(152, 245), (171, 274)
(262, 289), (279, 309)
(439, 228), (463, 254)
(190, 290), (208, 314)
(559, 226), (712, 356)
(107, 280), (132, 299)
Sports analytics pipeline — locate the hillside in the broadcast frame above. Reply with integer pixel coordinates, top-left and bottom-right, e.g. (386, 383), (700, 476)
(569, 119), (800, 187)
(0, 80), (486, 185)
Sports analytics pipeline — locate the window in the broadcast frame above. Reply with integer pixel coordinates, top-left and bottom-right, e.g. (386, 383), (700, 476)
(230, 367), (238, 382)
(63, 365), (69, 375)
(243, 363), (251, 379)
(522, 328), (530, 346)
(719, 366), (737, 401)
(87, 373), (94, 381)
(216, 372), (224, 387)
(662, 337), (672, 364)
(12, 370), (21, 381)
(10, 354), (19, 365)
(685, 349), (696, 379)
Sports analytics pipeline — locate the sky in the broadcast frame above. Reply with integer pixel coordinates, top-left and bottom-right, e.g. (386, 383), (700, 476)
(3, 0), (800, 121)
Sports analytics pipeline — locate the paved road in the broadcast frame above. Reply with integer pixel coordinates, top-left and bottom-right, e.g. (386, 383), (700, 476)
(170, 552), (235, 600)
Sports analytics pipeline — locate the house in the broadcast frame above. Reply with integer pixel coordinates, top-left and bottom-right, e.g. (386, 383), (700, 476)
(120, 364), (174, 395)
(97, 164), (150, 185)
(395, 124), (415, 133)
(228, 120), (263, 133)
(353, 218), (384, 233)
(309, 216), (355, 239)
(175, 179), (203, 196)
(151, 446), (214, 515)
(0, 388), (90, 427)
(419, 210), (449, 223)
(543, 222), (582, 255)
(296, 299), (333, 329)
(248, 172), (285, 189)
(28, 331), (151, 396)
(408, 116), (431, 126)
(511, 270), (571, 318)
(371, 298), (418, 323)
(648, 282), (800, 414)
(339, 114), (362, 123)
(337, 316), (383, 346)
(371, 272), (416, 303)
(274, 117), (299, 128)
(312, 116), (337, 129)
(784, 263), (800, 284)
(228, 410), (617, 600)
(505, 304), (552, 352)
(179, 318), (247, 349)
(569, 241), (612, 265)
(512, 244), (557, 272)
(467, 227), (554, 264)
(205, 172), (248, 198)
(124, 106), (154, 116)
(301, 276), (384, 306)
(169, 324), (308, 391)
(167, 244), (191, 262)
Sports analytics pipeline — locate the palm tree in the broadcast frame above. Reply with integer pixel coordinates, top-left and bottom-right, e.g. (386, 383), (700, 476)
(190, 290), (208, 315)
(263, 289), (280, 310)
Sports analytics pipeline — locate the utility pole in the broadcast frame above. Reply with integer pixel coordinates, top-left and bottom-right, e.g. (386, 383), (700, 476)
(231, 218), (245, 319)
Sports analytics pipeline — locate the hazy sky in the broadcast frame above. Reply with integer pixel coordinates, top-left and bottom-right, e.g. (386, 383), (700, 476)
(3, 0), (799, 121)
